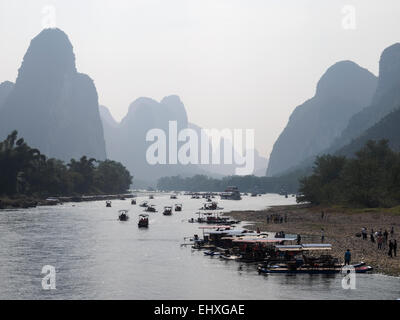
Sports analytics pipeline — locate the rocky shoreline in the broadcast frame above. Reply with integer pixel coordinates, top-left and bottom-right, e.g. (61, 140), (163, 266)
(225, 204), (400, 277)
(0, 193), (134, 210)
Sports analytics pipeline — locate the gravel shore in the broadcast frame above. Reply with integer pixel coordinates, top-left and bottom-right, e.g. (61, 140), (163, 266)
(225, 204), (400, 276)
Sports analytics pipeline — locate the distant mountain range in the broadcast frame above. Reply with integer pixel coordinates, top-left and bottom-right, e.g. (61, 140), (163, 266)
(267, 42), (400, 178)
(0, 28), (106, 161)
(0, 28), (269, 187)
(100, 101), (268, 185)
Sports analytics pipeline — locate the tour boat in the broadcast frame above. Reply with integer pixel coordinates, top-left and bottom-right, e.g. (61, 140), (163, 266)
(118, 210), (129, 221)
(145, 205), (157, 212)
(138, 214), (149, 228)
(220, 186), (242, 200)
(163, 206), (173, 216)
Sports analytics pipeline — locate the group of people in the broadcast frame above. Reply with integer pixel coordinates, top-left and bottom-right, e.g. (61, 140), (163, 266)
(361, 226), (397, 258)
(266, 213), (287, 224)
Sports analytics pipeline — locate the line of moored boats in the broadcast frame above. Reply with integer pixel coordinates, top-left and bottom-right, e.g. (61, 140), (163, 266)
(183, 225), (373, 275)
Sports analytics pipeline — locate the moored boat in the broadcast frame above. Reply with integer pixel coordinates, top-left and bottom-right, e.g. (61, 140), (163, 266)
(220, 186), (242, 200)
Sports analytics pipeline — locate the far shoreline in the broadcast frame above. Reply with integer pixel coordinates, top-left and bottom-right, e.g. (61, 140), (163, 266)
(224, 203), (400, 277)
(0, 193), (134, 210)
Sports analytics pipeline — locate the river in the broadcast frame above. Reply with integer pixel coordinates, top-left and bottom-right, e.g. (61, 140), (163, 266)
(0, 193), (399, 299)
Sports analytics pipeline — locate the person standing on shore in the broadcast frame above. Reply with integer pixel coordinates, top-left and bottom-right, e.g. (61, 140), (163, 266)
(321, 228), (325, 243)
(321, 211), (324, 219)
(388, 240), (394, 258)
(362, 227), (367, 240)
(390, 226), (394, 238)
(370, 229), (375, 243)
(384, 230), (388, 244)
(297, 234), (301, 245)
(378, 235), (383, 250)
(344, 249), (351, 265)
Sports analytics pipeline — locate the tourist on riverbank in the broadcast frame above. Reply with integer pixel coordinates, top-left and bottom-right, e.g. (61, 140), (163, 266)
(384, 230), (389, 244)
(297, 234), (301, 245)
(390, 226), (394, 237)
(370, 229), (375, 243)
(344, 249), (351, 265)
(266, 216), (270, 224)
(388, 240), (394, 258)
(321, 228), (325, 243)
(362, 227), (367, 240)
(378, 235), (383, 249)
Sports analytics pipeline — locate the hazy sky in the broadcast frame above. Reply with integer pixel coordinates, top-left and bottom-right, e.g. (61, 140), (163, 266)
(1, 0), (400, 157)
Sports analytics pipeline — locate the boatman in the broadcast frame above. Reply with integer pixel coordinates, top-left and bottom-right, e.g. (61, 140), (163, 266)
(344, 249), (351, 265)
(296, 234), (301, 245)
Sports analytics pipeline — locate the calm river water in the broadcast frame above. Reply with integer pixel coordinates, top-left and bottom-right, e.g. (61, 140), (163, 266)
(0, 193), (399, 300)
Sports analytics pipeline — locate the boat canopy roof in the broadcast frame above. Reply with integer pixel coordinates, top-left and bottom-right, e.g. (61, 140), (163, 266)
(275, 244), (332, 251)
(118, 209), (129, 214)
(139, 213), (149, 217)
(198, 225), (233, 229)
(209, 230), (250, 235)
(232, 238), (288, 243)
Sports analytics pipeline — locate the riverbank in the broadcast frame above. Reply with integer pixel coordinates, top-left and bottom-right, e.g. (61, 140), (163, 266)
(225, 204), (400, 276)
(0, 193), (134, 210)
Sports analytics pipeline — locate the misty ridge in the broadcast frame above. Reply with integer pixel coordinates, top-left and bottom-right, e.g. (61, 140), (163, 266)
(2, 27), (400, 190)
(0, 28), (268, 187)
(267, 42), (400, 180)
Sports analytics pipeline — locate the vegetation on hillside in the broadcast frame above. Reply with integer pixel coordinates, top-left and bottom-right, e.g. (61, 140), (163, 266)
(0, 131), (132, 197)
(157, 171), (302, 194)
(297, 139), (400, 207)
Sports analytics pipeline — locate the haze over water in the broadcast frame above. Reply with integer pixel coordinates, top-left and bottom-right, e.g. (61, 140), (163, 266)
(0, 193), (399, 300)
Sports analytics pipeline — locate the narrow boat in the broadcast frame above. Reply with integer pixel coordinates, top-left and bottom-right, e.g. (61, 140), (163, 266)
(258, 264), (373, 274)
(138, 213), (149, 228)
(139, 201), (148, 207)
(174, 204), (182, 212)
(149, 195), (154, 199)
(131, 199), (136, 205)
(204, 251), (221, 256)
(106, 200), (112, 207)
(118, 209), (129, 221)
(163, 206), (172, 216)
(145, 205), (157, 212)
(170, 194), (177, 199)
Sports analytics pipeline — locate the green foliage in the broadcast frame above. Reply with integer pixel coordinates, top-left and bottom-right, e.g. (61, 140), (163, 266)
(157, 171), (302, 194)
(0, 131), (132, 197)
(297, 139), (400, 208)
